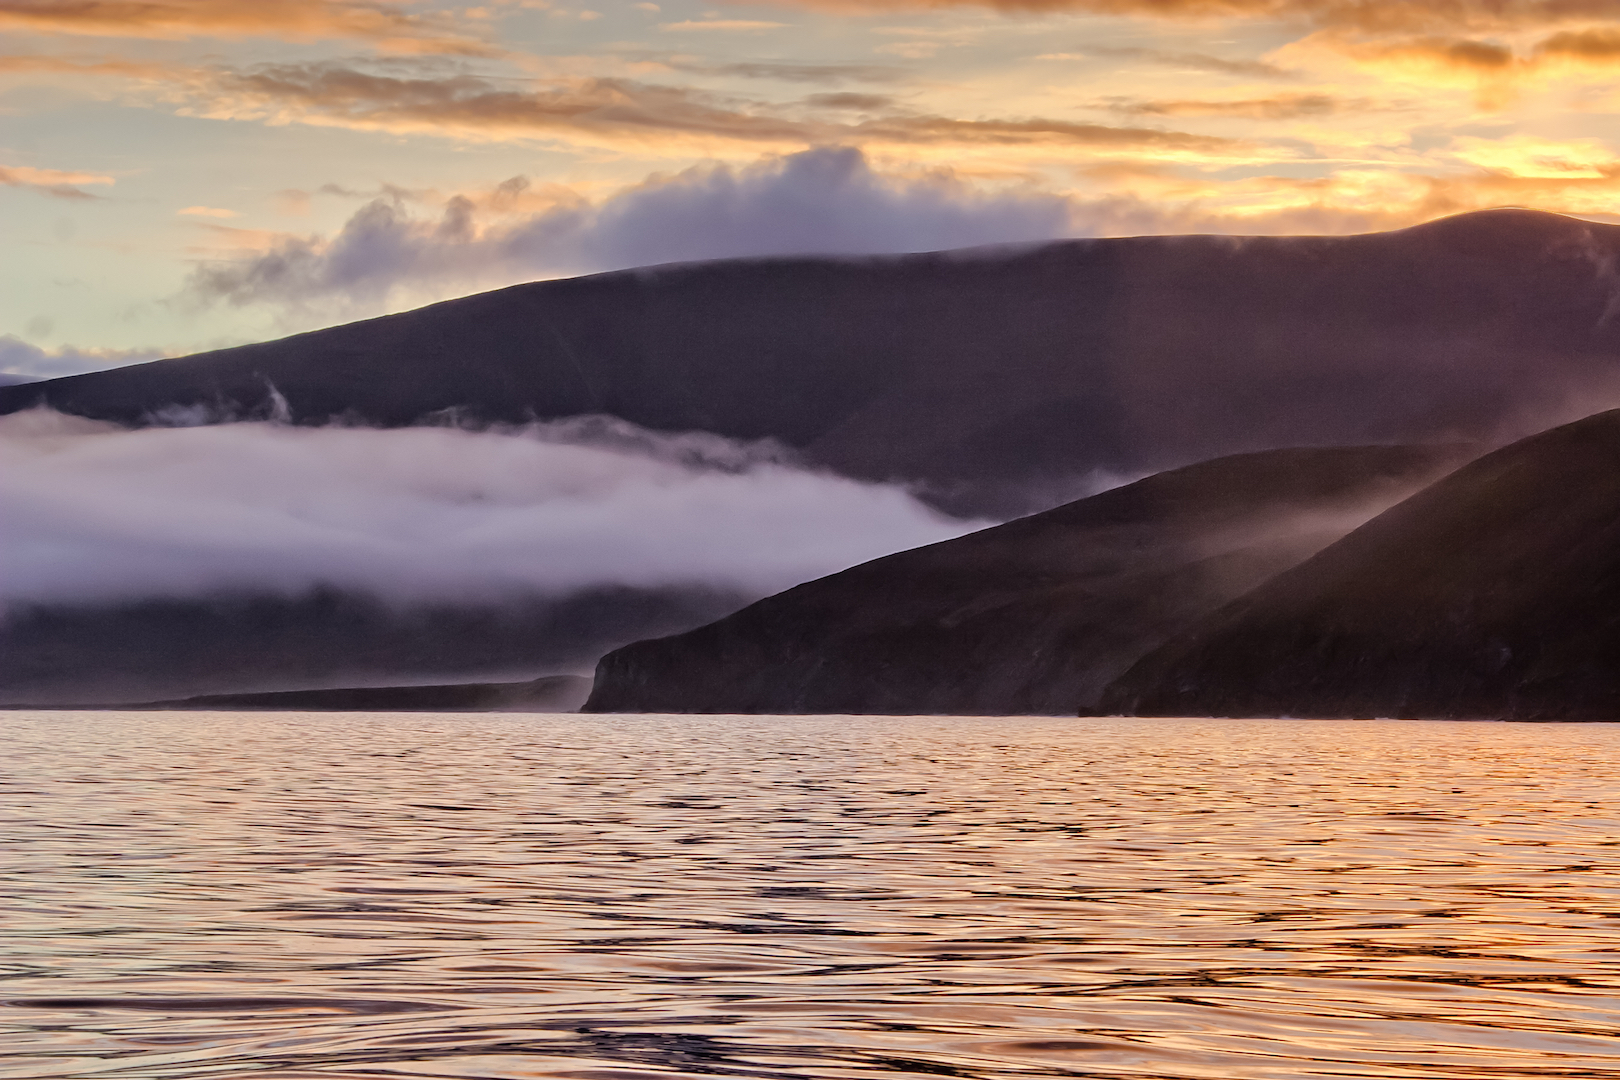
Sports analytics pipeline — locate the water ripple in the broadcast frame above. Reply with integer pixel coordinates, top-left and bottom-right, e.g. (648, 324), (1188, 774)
(2, 713), (1620, 1078)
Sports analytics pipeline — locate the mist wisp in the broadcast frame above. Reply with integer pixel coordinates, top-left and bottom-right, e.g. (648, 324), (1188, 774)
(0, 409), (987, 611)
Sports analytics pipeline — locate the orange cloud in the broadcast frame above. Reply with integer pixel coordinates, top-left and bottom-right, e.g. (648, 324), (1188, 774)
(1299, 25), (1620, 108)
(1324, 24), (1620, 74)
(1534, 26), (1620, 63)
(1312, 33), (1522, 105)
(1108, 92), (1360, 119)
(200, 66), (823, 145)
(1070, 159), (1620, 234)
(1451, 134), (1620, 179)
(179, 61), (1261, 160)
(0, 51), (172, 78)
(852, 113), (1249, 154)
(0, 0), (494, 55)
(0, 161), (114, 198)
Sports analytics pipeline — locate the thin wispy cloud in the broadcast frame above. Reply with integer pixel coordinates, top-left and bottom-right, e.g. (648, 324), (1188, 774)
(0, 162), (114, 199)
(1070, 46), (1298, 79)
(1107, 92), (1366, 120)
(658, 58), (908, 84)
(660, 19), (789, 31)
(759, 0), (1613, 33)
(176, 61), (1256, 157)
(0, 49), (1256, 157)
(0, 0), (495, 54)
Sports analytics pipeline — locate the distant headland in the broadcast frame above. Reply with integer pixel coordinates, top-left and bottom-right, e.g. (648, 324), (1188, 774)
(7, 209), (1620, 718)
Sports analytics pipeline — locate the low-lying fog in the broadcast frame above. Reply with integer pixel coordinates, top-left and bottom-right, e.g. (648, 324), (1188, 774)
(1, 409), (988, 610)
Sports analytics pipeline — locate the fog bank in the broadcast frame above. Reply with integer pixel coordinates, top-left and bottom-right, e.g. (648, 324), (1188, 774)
(0, 410), (985, 609)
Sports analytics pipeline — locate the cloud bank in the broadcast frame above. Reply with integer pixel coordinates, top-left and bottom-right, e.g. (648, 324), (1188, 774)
(0, 409), (984, 609)
(187, 146), (1079, 310)
(186, 142), (1616, 319)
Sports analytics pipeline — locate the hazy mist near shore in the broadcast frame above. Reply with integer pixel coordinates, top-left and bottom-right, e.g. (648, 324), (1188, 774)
(0, 409), (985, 610)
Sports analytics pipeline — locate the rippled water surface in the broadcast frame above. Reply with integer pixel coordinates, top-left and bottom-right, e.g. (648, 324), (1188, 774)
(4, 713), (1620, 1079)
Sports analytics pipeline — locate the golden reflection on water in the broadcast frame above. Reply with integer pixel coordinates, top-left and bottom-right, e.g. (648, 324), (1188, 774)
(2, 713), (1620, 1079)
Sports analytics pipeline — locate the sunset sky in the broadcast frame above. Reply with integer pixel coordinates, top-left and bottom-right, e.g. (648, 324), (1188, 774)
(3, 0), (1618, 377)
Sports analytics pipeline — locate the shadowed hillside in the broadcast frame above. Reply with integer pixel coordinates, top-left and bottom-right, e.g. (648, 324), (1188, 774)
(0, 586), (745, 707)
(113, 674), (593, 713)
(1099, 409), (1620, 720)
(5, 209), (1619, 516)
(583, 444), (1470, 715)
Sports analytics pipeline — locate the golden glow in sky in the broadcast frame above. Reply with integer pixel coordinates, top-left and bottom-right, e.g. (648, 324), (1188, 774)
(2, 0), (1618, 373)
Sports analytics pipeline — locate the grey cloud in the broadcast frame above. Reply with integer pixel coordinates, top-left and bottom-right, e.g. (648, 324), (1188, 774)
(802, 92), (897, 110)
(0, 409), (981, 609)
(184, 145), (1478, 320)
(187, 147), (1080, 311)
(662, 59), (909, 84)
(1109, 93), (1355, 119)
(0, 335), (166, 380)
(1086, 46), (1298, 79)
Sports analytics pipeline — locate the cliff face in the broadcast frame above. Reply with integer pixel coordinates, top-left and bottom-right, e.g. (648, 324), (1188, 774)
(1099, 410), (1620, 720)
(583, 444), (1470, 715)
(5, 210), (1619, 516)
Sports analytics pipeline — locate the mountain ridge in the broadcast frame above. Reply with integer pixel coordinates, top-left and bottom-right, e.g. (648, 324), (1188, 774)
(7, 208), (1618, 516)
(582, 443), (1473, 715)
(1097, 407), (1620, 721)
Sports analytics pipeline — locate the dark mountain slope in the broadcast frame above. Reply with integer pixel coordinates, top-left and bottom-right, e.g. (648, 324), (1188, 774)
(116, 674), (593, 713)
(0, 585), (744, 707)
(583, 444), (1469, 715)
(1100, 409), (1620, 720)
(5, 209), (1619, 514)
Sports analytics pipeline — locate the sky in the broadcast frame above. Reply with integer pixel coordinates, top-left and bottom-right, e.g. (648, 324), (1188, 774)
(3, 0), (1619, 376)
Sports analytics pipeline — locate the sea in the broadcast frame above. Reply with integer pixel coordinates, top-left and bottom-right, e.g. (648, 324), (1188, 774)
(3, 712), (1620, 1080)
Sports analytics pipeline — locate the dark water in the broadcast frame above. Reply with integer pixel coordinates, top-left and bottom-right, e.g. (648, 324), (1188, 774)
(4, 713), (1620, 1079)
